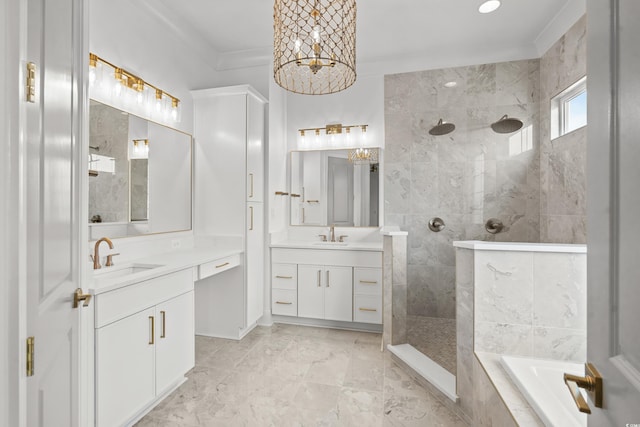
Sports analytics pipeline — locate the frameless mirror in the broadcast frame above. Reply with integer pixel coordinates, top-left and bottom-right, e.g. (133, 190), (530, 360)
(88, 100), (192, 239)
(290, 149), (379, 227)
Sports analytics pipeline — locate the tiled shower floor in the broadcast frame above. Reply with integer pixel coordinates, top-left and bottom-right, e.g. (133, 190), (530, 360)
(407, 316), (457, 375)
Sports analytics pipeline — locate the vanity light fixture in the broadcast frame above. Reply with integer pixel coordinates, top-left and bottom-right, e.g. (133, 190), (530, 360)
(298, 123), (369, 147)
(478, 0), (501, 14)
(132, 139), (149, 156)
(89, 53), (181, 122)
(273, 0), (357, 95)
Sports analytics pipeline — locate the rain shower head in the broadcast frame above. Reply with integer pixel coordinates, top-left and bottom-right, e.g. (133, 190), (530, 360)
(491, 115), (523, 134)
(429, 119), (456, 136)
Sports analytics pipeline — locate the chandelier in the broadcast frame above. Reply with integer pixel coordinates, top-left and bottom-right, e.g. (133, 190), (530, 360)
(273, 0), (357, 95)
(348, 147), (378, 165)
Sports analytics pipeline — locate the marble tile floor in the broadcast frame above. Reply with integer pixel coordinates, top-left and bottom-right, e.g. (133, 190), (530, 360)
(407, 316), (457, 375)
(136, 324), (468, 427)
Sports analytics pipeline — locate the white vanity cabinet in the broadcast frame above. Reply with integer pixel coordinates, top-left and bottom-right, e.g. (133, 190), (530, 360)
(193, 85), (267, 338)
(298, 265), (352, 321)
(271, 247), (383, 326)
(94, 269), (194, 427)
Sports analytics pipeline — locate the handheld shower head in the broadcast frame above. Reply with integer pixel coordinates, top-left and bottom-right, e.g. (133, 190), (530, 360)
(429, 119), (456, 136)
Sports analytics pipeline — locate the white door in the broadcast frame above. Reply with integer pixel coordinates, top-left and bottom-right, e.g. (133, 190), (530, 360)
(323, 266), (353, 322)
(155, 291), (195, 394)
(24, 0), (87, 425)
(298, 265), (325, 319)
(586, 0), (640, 424)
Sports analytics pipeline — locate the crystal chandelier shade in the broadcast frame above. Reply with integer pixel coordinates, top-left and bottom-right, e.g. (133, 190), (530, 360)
(273, 0), (357, 95)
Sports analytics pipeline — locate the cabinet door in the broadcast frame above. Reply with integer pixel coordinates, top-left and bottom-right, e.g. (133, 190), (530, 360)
(246, 94), (264, 202)
(298, 265), (325, 319)
(324, 266), (353, 322)
(155, 291), (195, 395)
(96, 308), (156, 427)
(246, 202), (264, 326)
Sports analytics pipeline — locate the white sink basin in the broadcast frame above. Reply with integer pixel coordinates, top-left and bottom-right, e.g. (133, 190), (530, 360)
(93, 263), (164, 280)
(312, 241), (348, 246)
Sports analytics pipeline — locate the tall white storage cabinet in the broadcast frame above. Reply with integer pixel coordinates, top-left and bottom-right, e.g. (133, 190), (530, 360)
(193, 85), (267, 339)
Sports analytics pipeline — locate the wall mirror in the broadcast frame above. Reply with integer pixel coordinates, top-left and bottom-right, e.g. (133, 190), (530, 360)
(88, 100), (192, 239)
(290, 149), (380, 227)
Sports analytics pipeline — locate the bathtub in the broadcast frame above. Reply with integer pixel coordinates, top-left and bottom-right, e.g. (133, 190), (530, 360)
(501, 356), (588, 427)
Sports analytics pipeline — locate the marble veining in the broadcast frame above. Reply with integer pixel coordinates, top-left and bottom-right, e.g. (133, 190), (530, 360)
(384, 58), (541, 322)
(136, 325), (468, 427)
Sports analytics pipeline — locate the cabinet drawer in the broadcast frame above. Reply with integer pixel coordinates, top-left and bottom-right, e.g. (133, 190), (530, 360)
(95, 269), (194, 328)
(199, 253), (241, 280)
(353, 295), (382, 324)
(354, 268), (383, 296)
(272, 263), (297, 290)
(272, 289), (297, 316)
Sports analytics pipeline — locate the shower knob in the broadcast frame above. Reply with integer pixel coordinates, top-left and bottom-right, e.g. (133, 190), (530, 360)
(485, 218), (504, 234)
(428, 217), (445, 232)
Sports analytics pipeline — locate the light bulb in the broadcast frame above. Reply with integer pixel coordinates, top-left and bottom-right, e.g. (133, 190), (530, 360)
(133, 140), (140, 154)
(89, 67), (96, 85)
(312, 25), (320, 43)
(294, 38), (302, 53)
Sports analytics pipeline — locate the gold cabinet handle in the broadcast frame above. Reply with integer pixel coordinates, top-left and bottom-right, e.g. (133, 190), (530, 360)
(359, 308), (377, 312)
(73, 288), (92, 308)
(249, 173), (254, 198)
(249, 206), (254, 230)
(216, 262), (230, 269)
(275, 191), (289, 196)
(275, 301), (293, 305)
(160, 311), (166, 338)
(307, 199), (319, 203)
(359, 280), (378, 284)
(290, 193), (301, 198)
(276, 275), (293, 279)
(317, 270), (321, 287)
(326, 270), (330, 287)
(563, 363), (603, 414)
(149, 316), (155, 345)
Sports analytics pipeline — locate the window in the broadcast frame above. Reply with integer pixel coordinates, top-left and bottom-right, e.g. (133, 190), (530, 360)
(551, 76), (587, 139)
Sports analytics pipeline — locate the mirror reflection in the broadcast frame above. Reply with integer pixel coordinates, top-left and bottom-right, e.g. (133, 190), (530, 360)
(290, 149), (380, 227)
(88, 100), (192, 239)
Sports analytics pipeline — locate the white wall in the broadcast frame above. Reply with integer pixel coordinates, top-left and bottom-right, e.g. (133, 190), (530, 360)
(285, 74), (385, 151)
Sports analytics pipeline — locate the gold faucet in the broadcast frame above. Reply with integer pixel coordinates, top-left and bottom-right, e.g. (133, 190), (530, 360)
(330, 225), (336, 242)
(93, 237), (115, 270)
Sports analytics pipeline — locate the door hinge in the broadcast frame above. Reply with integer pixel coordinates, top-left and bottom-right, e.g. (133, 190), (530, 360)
(26, 62), (36, 103)
(26, 336), (34, 377)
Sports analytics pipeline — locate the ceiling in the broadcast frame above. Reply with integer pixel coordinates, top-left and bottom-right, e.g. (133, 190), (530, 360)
(146, 0), (585, 72)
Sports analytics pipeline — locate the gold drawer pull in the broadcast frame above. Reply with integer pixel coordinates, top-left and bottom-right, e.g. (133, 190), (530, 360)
(276, 275), (293, 279)
(160, 311), (166, 338)
(359, 280), (378, 284)
(306, 199), (319, 203)
(216, 262), (230, 269)
(149, 316), (155, 345)
(275, 301), (293, 305)
(359, 308), (377, 312)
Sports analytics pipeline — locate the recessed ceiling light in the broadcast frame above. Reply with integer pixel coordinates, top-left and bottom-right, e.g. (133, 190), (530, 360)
(444, 81), (458, 88)
(478, 0), (501, 14)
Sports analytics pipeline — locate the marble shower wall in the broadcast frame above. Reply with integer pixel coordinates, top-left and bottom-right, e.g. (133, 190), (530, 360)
(384, 59), (541, 318)
(540, 16), (587, 244)
(89, 103), (130, 223)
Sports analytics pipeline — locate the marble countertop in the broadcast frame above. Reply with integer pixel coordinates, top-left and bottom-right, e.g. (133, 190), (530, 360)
(453, 240), (587, 253)
(475, 352), (544, 427)
(89, 246), (243, 295)
(270, 241), (383, 251)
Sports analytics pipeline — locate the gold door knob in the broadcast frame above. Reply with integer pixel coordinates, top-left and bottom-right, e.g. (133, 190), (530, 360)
(73, 288), (92, 308)
(563, 362), (603, 414)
